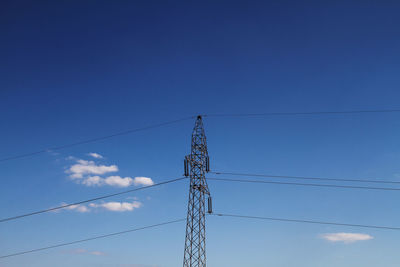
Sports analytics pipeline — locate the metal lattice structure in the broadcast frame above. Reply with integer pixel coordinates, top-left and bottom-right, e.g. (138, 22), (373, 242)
(183, 115), (211, 267)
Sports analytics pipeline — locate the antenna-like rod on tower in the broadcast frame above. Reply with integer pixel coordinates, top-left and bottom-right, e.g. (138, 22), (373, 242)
(183, 115), (211, 267)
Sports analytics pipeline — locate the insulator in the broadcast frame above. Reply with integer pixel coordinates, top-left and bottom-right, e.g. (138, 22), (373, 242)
(184, 157), (189, 177)
(207, 196), (212, 214)
(206, 156), (210, 172)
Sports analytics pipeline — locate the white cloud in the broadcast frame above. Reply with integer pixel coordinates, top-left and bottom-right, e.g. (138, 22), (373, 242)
(133, 177), (154, 186)
(81, 175), (134, 187)
(67, 159), (118, 179)
(60, 201), (142, 213)
(65, 156), (153, 188)
(81, 176), (153, 188)
(105, 176), (134, 187)
(88, 152), (103, 159)
(82, 176), (103, 186)
(320, 233), (373, 243)
(61, 203), (90, 213)
(90, 201), (142, 212)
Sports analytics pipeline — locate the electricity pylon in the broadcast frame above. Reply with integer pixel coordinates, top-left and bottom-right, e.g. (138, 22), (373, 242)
(183, 115), (212, 267)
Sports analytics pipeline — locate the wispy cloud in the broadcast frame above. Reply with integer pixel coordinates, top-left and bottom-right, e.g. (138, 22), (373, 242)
(67, 159), (118, 179)
(81, 175), (154, 188)
(88, 152), (103, 159)
(60, 201), (142, 213)
(320, 233), (373, 243)
(64, 249), (105, 256)
(60, 202), (90, 213)
(46, 149), (60, 156)
(90, 251), (105, 256)
(89, 201), (142, 212)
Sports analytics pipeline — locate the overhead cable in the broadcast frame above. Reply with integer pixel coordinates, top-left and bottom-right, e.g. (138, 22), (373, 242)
(211, 213), (400, 231)
(3, 109), (400, 163)
(0, 177), (187, 223)
(203, 109), (400, 118)
(211, 171), (400, 185)
(0, 218), (185, 259)
(207, 177), (400, 191)
(0, 116), (195, 163)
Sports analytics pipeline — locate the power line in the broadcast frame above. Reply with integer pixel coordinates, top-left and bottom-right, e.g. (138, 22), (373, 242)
(3, 109), (400, 164)
(0, 177), (187, 223)
(0, 116), (195, 163)
(0, 218), (185, 259)
(211, 213), (400, 231)
(203, 109), (400, 118)
(211, 171), (400, 185)
(207, 177), (400, 191)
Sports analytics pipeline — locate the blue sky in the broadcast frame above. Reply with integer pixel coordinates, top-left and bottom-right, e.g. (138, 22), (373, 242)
(1, 1), (400, 266)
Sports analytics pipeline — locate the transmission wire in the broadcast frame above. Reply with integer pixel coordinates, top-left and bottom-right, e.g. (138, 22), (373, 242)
(0, 218), (185, 259)
(203, 109), (400, 117)
(211, 171), (400, 185)
(211, 213), (400, 231)
(207, 177), (400, 191)
(0, 177), (187, 223)
(0, 116), (195, 163)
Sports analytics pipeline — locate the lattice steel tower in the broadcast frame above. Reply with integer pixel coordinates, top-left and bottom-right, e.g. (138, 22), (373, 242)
(183, 115), (212, 267)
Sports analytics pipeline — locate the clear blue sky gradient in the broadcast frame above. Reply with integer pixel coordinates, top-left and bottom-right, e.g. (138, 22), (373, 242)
(1, 1), (400, 266)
